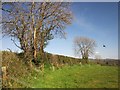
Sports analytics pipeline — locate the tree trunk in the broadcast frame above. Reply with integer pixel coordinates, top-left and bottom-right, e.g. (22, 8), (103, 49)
(33, 27), (37, 63)
(40, 34), (45, 71)
(32, 1), (37, 64)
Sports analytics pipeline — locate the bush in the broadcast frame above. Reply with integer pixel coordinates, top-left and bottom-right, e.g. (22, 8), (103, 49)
(2, 51), (32, 88)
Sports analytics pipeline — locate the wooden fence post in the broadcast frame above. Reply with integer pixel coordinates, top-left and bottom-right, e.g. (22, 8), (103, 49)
(2, 66), (7, 80)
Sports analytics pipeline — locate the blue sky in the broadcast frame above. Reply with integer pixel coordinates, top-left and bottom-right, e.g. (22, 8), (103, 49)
(1, 2), (118, 59)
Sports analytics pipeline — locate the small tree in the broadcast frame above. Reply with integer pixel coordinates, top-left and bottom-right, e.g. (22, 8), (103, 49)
(74, 36), (96, 63)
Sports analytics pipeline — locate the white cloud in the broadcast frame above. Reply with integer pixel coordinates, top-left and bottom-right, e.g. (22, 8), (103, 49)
(95, 52), (99, 54)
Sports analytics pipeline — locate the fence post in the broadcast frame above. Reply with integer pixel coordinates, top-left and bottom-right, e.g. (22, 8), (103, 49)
(2, 66), (7, 80)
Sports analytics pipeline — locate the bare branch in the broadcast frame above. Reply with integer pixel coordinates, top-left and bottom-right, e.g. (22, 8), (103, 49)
(11, 38), (21, 49)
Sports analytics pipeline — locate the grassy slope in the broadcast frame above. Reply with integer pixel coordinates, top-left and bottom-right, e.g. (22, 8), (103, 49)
(2, 51), (118, 88)
(26, 64), (118, 88)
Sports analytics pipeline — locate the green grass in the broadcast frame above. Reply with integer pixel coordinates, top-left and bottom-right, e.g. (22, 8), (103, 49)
(2, 51), (118, 88)
(24, 64), (118, 88)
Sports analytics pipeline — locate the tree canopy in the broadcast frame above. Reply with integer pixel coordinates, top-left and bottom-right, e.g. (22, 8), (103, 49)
(2, 2), (72, 67)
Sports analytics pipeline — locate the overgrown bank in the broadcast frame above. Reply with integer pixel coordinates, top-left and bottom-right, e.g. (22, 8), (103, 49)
(1, 51), (119, 88)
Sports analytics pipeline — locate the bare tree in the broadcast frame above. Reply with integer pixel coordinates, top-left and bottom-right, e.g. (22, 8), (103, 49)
(74, 36), (96, 62)
(2, 2), (72, 68)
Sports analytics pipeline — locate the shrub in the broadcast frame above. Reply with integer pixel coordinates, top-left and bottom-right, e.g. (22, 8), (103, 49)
(2, 51), (32, 88)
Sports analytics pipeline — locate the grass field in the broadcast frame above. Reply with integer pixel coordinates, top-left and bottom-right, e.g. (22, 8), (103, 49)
(22, 64), (118, 88)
